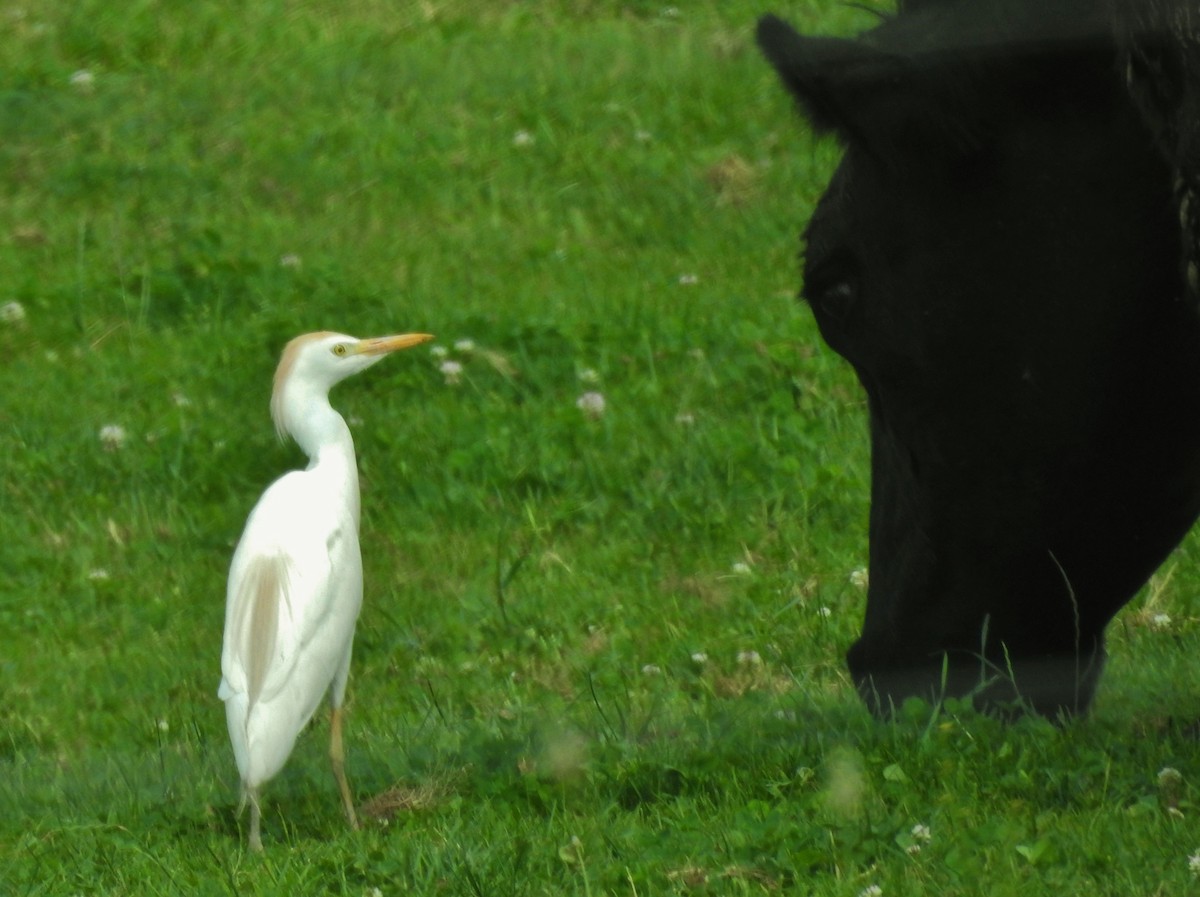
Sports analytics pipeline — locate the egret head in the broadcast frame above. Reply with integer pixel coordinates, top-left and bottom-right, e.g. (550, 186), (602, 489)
(270, 331), (433, 442)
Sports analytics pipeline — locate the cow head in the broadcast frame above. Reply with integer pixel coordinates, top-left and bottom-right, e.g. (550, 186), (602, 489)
(759, 0), (1200, 716)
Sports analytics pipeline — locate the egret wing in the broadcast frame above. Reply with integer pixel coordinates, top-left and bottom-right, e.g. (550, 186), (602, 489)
(219, 471), (341, 708)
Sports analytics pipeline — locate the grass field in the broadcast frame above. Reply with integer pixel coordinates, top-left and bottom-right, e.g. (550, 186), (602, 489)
(3, 1), (1200, 894)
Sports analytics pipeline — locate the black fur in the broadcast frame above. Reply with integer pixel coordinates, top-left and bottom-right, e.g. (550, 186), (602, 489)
(760, 0), (1200, 716)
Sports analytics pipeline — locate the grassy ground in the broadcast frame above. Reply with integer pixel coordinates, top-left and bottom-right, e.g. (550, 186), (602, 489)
(2, 1), (1199, 894)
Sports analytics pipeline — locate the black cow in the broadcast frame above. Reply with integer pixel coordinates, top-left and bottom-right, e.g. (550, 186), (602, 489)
(758, 0), (1200, 716)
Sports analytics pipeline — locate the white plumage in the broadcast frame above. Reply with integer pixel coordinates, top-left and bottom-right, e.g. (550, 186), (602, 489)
(218, 330), (432, 851)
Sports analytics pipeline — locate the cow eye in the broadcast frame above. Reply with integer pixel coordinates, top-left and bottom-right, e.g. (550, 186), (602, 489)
(803, 242), (859, 321)
(808, 278), (857, 320)
(822, 281), (855, 305)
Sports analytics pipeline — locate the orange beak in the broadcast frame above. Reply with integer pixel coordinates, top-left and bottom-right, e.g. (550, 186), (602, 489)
(354, 333), (435, 356)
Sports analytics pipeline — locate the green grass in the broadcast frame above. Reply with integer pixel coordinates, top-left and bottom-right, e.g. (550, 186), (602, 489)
(2, 1), (1200, 894)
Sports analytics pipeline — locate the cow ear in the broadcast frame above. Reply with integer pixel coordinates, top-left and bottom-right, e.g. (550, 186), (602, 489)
(756, 14), (912, 142)
(757, 13), (985, 158)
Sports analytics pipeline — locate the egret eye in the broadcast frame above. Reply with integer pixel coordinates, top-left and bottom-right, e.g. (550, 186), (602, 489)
(333, 343), (349, 357)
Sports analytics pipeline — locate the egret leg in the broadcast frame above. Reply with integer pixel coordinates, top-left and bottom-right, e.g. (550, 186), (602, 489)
(247, 787), (263, 852)
(330, 705), (359, 830)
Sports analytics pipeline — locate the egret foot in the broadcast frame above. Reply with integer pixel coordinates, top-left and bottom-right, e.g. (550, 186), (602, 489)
(330, 704), (359, 830)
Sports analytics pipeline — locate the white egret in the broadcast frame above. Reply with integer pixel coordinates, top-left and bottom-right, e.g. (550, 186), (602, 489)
(218, 329), (433, 851)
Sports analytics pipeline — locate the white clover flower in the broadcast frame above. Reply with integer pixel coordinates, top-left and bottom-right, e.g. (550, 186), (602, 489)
(577, 368), (599, 384)
(1159, 767), (1183, 787)
(736, 650), (762, 666)
(641, 664), (662, 676)
(858, 886), (883, 897)
(172, 391), (191, 408)
(1, 300), (26, 324)
(576, 391), (605, 418)
(454, 338), (476, 353)
(817, 606), (833, 618)
(430, 344), (449, 359)
(278, 253), (302, 269)
(99, 424), (127, 451)
(440, 359), (463, 385)
(69, 69), (95, 91)
(367, 888), (383, 897)
(678, 273), (699, 286)
(690, 651), (708, 665)
(730, 561), (752, 575)
(512, 129), (535, 147)
(912, 823), (932, 842)
(849, 567), (869, 588)
(88, 568), (110, 581)
(674, 411), (695, 426)
(156, 718), (170, 733)
(1190, 851), (1200, 876)
(1151, 612), (1172, 630)
(560, 834), (584, 863)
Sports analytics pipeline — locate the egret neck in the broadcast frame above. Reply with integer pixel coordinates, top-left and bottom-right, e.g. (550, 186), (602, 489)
(280, 391), (361, 527)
